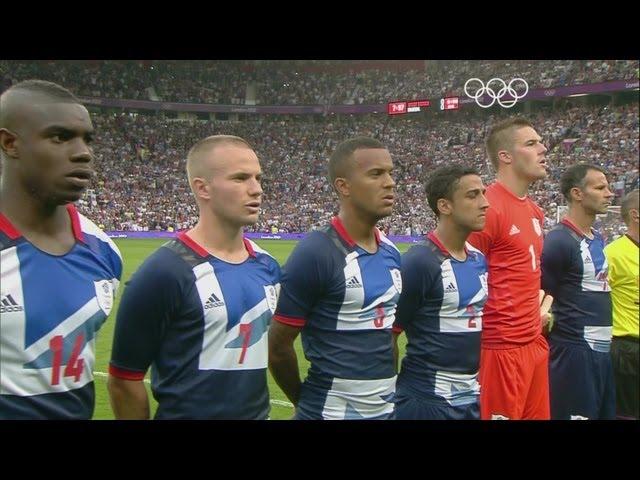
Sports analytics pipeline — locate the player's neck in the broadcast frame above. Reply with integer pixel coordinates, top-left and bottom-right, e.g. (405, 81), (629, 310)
(338, 208), (378, 252)
(0, 184), (69, 237)
(627, 225), (639, 244)
(434, 224), (467, 261)
(496, 171), (530, 199)
(189, 217), (248, 263)
(565, 208), (595, 239)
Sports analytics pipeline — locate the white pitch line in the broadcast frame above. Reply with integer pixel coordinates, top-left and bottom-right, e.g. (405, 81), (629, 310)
(93, 371), (293, 408)
(270, 399), (294, 407)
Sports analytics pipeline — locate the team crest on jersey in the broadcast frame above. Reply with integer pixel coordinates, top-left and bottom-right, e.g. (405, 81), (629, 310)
(390, 269), (402, 294)
(532, 218), (542, 236)
(94, 280), (114, 315)
(264, 285), (278, 313)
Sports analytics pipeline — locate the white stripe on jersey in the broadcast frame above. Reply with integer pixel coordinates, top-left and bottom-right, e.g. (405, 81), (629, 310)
(336, 252), (398, 331)
(465, 242), (483, 255)
(579, 240), (610, 292)
(194, 262), (269, 370)
(583, 325), (613, 352)
(438, 259), (483, 333)
(434, 370), (480, 406)
(321, 375), (396, 419)
(1, 247), (97, 396)
(379, 230), (400, 253)
(246, 239), (276, 259)
(79, 214), (122, 298)
(78, 213), (123, 262)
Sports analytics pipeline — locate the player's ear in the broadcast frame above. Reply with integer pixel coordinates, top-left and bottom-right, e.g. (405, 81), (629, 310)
(334, 177), (350, 197)
(0, 128), (19, 159)
(437, 198), (452, 217)
(570, 186), (583, 203)
(192, 177), (211, 201)
(497, 149), (511, 166)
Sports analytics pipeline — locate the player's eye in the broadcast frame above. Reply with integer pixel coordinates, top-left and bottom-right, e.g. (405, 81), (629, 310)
(51, 131), (73, 143)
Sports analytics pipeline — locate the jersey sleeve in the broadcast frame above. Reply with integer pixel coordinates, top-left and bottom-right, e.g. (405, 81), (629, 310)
(467, 205), (501, 256)
(271, 257), (283, 301)
(272, 257), (282, 284)
(109, 247), (190, 379)
(110, 243), (124, 299)
(540, 230), (570, 296)
(394, 247), (435, 332)
(274, 232), (333, 328)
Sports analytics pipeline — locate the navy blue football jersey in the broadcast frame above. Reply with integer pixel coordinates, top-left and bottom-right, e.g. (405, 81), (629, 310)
(274, 217), (401, 419)
(541, 219), (612, 351)
(109, 232), (281, 419)
(395, 232), (488, 407)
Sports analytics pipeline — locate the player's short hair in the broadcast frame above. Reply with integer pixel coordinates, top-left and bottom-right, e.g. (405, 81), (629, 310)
(620, 189), (639, 223)
(328, 136), (386, 185)
(0, 80), (82, 161)
(186, 135), (253, 182)
(485, 117), (534, 171)
(2, 79), (79, 103)
(560, 163), (608, 203)
(424, 164), (480, 217)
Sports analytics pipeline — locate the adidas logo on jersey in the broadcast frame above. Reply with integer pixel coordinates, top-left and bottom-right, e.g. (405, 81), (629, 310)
(444, 282), (458, 293)
(345, 276), (362, 288)
(584, 257), (593, 264)
(204, 293), (225, 309)
(509, 225), (520, 236)
(0, 293), (24, 313)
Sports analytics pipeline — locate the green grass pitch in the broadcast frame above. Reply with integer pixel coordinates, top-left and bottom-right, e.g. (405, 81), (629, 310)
(93, 238), (411, 420)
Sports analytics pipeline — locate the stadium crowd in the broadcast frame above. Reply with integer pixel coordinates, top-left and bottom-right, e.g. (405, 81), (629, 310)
(2, 60), (637, 105)
(61, 103), (638, 240)
(1, 60), (637, 240)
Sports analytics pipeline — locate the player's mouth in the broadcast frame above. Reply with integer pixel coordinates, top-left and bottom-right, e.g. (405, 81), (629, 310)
(382, 194), (394, 205)
(245, 201), (261, 213)
(65, 169), (94, 187)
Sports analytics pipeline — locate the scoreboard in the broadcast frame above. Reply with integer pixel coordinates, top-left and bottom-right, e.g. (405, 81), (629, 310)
(440, 97), (460, 110)
(388, 97), (461, 115)
(387, 99), (431, 115)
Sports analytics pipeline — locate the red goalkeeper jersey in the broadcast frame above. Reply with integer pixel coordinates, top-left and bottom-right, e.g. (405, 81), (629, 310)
(467, 181), (545, 348)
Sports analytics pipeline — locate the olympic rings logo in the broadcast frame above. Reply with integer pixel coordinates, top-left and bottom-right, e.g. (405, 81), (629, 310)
(463, 78), (529, 108)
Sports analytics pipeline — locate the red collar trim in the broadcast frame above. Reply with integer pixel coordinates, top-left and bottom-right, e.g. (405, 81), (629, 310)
(0, 204), (85, 243)
(177, 232), (257, 258)
(0, 213), (21, 240)
(177, 231), (210, 258)
(427, 231), (468, 257)
(561, 218), (591, 239)
(331, 216), (380, 248)
(66, 204), (85, 243)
